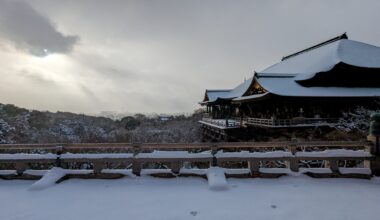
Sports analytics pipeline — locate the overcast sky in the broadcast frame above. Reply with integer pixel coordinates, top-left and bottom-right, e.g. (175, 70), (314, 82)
(0, 0), (380, 114)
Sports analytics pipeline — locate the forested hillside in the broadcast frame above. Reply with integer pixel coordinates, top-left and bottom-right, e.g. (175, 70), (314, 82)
(0, 103), (202, 144)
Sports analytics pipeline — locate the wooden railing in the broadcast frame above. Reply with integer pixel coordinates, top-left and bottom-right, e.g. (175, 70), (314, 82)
(0, 141), (371, 151)
(0, 141), (374, 178)
(200, 118), (241, 128)
(200, 116), (339, 129)
(245, 117), (339, 128)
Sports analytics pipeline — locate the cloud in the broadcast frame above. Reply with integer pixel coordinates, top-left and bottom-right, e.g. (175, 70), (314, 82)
(17, 69), (57, 86)
(0, 0), (79, 56)
(1, 0), (380, 114)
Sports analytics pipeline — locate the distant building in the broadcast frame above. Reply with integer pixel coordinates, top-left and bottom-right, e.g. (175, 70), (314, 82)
(158, 114), (172, 122)
(199, 33), (380, 141)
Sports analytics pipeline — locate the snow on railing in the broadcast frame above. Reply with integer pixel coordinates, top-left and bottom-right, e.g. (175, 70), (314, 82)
(245, 117), (339, 127)
(200, 117), (241, 128)
(0, 141), (374, 178)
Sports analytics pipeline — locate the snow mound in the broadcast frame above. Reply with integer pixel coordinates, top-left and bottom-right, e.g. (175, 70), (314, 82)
(29, 167), (66, 191)
(29, 168), (94, 190)
(206, 167), (228, 191)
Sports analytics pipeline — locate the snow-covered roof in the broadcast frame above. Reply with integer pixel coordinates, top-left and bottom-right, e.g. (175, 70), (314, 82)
(256, 75), (380, 97)
(258, 38), (380, 77)
(203, 78), (253, 103)
(253, 36), (380, 98)
(232, 92), (271, 102)
(204, 90), (232, 103)
(202, 35), (380, 104)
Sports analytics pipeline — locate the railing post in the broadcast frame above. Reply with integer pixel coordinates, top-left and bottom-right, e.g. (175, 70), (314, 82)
(286, 144), (298, 172)
(15, 162), (27, 175)
(363, 143), (372, 169)
(369, 113), (380, 175)
(132, 160), (142, 176)
(93, 161), (103, 174)
(248, 159), (259, 175)
(367, 137), (380, 175)
(171, 162), (181, 174)
(325, 160), (339, 174)
(210, 144), (218, 167)
(55, 145), (63, 168)
(132, 144), (142, 176)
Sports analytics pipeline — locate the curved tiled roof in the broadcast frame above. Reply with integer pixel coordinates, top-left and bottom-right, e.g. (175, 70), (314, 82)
(203, 77), (254, 103)
(201, 35), (380, 104)
(257, 39), (380, 78)
(254, 38), (380, 97)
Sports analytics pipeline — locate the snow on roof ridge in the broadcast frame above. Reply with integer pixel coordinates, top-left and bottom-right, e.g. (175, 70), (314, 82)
(256, 73), (297, 78)
(335, 39), (380, 68)
(282, 33), (348, 61)
(206, 89), (232, 92)
(256, 36), (380, 77)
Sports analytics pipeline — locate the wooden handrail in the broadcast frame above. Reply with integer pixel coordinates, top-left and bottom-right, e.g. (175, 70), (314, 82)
(200, 118), (241, 128)
(0, 141), (371, 151)
(245, 117), (339, 127)
(0, 141), (374, 177)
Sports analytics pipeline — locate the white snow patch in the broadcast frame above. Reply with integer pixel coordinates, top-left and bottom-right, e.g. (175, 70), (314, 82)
(299, 168), (333, 174)
(339, 168), (372, 175)
(0, 153), (56, 160)
(216, 150), (292, 158)
(101, 169), (135, 177)
(141, 169), (173, 175)
(60, 153), (134, 159)
(136, 150), (212, 159)
(29, 167), (66, 190)
(24, 169), (49, 176)
(180, 168), (207, 175)
(296, 149), (371, 158)
(29, 168), (93, 190)
(0, 170), (17, 175)
(1, 176), (380, 219)
(259, 168), (292, 174)
(206, 167), (228, 191)
(224, 168), (251, 175)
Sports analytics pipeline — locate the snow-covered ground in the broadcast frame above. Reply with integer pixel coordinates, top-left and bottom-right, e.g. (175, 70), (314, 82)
(1, 176), (380, 220)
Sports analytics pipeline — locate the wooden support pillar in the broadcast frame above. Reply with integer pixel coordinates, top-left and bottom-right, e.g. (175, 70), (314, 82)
(362, 144), (372, 169)
(133, 144), (141, 156)
(286, 145), (299, 172)
(15, 162), (27, 175)
(132, 143), (142, 176)
(171, 161), (181, 174)
(93, 161), (103, 174)
(210, 145), (218, 167)
(248, 159), (259, 175)
(55, 146), (63, 168)
(132, 160), (142, 176)
(364, 160), (371, 168)
(325, 160), (339, 173)
(367, 135), (380, 175)
(286, 159), (299, 172)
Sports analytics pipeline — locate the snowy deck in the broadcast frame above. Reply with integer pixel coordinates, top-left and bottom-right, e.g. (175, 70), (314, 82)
(1, 176), (380, 220)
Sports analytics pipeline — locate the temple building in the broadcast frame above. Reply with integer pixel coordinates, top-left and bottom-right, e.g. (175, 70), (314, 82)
(199, 34), (380, 141)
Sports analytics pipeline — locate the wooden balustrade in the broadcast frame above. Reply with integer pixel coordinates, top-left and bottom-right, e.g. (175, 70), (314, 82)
(200, 116), (339, 129)
(200, 118), (241, 129)
(245, 117), (339, 128)
(0, 141), (375, 178)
